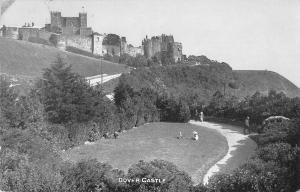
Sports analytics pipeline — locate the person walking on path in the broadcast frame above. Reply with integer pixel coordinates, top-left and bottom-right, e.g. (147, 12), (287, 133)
(244, 116), (250, 135)
(200, 111), (204, 122)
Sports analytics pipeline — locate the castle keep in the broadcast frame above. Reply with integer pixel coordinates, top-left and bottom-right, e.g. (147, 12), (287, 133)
(46, 11), (92, 37)
(142, 34), (183, 62)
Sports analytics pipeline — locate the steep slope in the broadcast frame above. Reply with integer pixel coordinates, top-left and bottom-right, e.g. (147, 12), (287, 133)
(234, 70), (300, 97)
(118, 63), (300, 103)
(0, 38), (128, 77)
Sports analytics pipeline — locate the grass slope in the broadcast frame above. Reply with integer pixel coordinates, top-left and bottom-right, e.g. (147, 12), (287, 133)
(0, 38), (129, 77)
(62, 122), (228, 184)
(119, 64), (300, 103)
(234, 70), (300, 97)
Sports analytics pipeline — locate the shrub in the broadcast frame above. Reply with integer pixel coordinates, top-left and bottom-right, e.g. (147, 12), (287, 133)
(256, 142), (298, 167)
(60, 159), (126, 192)
(127, 160), (192, 192)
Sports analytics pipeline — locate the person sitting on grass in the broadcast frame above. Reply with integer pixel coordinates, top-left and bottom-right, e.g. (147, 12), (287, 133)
(103, 132), (109, 139)
(193, 131), (199, 141)
(177, 131), (183, 139)
(244, 116), (250, 135)
(113, 131), (119, 139)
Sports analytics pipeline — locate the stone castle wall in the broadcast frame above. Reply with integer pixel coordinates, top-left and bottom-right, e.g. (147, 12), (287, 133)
(103, 44), (121, 56)
(127, 46), (144, 57)
(18, 27), (39, 41)
(1, 26), (18, 39)
(61, 35), (92, 53)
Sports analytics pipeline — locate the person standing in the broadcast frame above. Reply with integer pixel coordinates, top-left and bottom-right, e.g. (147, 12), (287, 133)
(195, 109), (199, 120)
(200, 111), (204, 122)
(244, 116), (250, 135)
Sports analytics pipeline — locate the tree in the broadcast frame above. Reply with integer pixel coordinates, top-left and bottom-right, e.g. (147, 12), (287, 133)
(102, 34), (121, 46)
(178, 99), (191, 123)
(39, 56), (96, 123)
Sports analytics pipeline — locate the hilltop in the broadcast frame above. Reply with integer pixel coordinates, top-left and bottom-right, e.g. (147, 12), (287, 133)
(233, 70), (300, 98)
(118, 62), (300, 102)
(0, 38), (128, 78)
(1, 38), (299, 99)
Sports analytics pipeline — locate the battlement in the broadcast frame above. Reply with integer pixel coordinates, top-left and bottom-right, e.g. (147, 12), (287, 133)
(48, 11), (90, 36)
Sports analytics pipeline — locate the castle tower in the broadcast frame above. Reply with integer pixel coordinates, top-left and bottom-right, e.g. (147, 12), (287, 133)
(142, 37), (152, 59)
(50, 11), (62, 29)
(79, 12), (87, 27)
(92, 32), (104, 56)
(120, 37), (127, 55)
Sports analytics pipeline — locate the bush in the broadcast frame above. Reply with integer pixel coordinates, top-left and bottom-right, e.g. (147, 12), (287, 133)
(60, 159), (126, 192)
(256, 142), (298, 167)
(127, 160), (192, 192)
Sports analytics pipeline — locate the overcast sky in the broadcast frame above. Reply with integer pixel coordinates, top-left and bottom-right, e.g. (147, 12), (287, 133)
(1, 0), (300, 87)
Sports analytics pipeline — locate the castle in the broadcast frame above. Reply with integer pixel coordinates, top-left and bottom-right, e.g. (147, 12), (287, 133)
(142, 34), (183, 62)
(0, 11), (182, 60)
(45, 11), (92, 36)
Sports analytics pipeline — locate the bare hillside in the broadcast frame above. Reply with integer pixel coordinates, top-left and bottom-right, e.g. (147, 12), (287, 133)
(0, 38), (128, 77)
(233, 70), (300, 97)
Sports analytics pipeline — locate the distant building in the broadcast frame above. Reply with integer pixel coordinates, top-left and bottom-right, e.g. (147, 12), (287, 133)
(142, 34), (183, 62)
(127, 44), (144, 57)
(92, 32), (105, 56)
(1, 26), (19, 39)
(47, 11), (92, 37)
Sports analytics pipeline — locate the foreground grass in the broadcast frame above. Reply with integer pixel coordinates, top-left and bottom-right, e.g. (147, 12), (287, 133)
(62, 122), (228, 184)
(0, 38), (129, 77)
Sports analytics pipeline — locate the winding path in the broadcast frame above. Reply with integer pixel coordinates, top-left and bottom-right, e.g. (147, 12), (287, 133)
(189, 120), (257, 185)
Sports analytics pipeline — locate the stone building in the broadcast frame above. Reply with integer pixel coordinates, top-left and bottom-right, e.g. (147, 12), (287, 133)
(18, 27), (40, 41)
(142, 34), (183, 62)
(120, 36), (127, 55)
(92, 32), (105, 56)
(127, 44), (144, 57)
(173, 42), (183, 62)
(0, 26), (19, 39)
(47, 11), (92, 37)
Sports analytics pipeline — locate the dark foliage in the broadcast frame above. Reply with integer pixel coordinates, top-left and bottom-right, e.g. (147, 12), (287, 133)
(102, 34), (121, 46)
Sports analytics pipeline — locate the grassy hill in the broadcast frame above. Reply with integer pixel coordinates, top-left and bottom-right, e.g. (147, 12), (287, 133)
(234, 70), (300, 97)
(0, 38), (129, 78)
(118, 62), (300, 102)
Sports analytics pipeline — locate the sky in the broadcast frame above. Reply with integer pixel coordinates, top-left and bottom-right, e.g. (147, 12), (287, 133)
(1, 0), (300, 87)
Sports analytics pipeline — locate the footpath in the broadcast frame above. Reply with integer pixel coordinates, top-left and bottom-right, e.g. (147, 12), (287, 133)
(189, 120), (257, 185)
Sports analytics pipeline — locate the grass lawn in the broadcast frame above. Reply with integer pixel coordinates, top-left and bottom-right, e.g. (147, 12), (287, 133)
(62, 122), (228, 184)
(0, 38), (129, 77)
